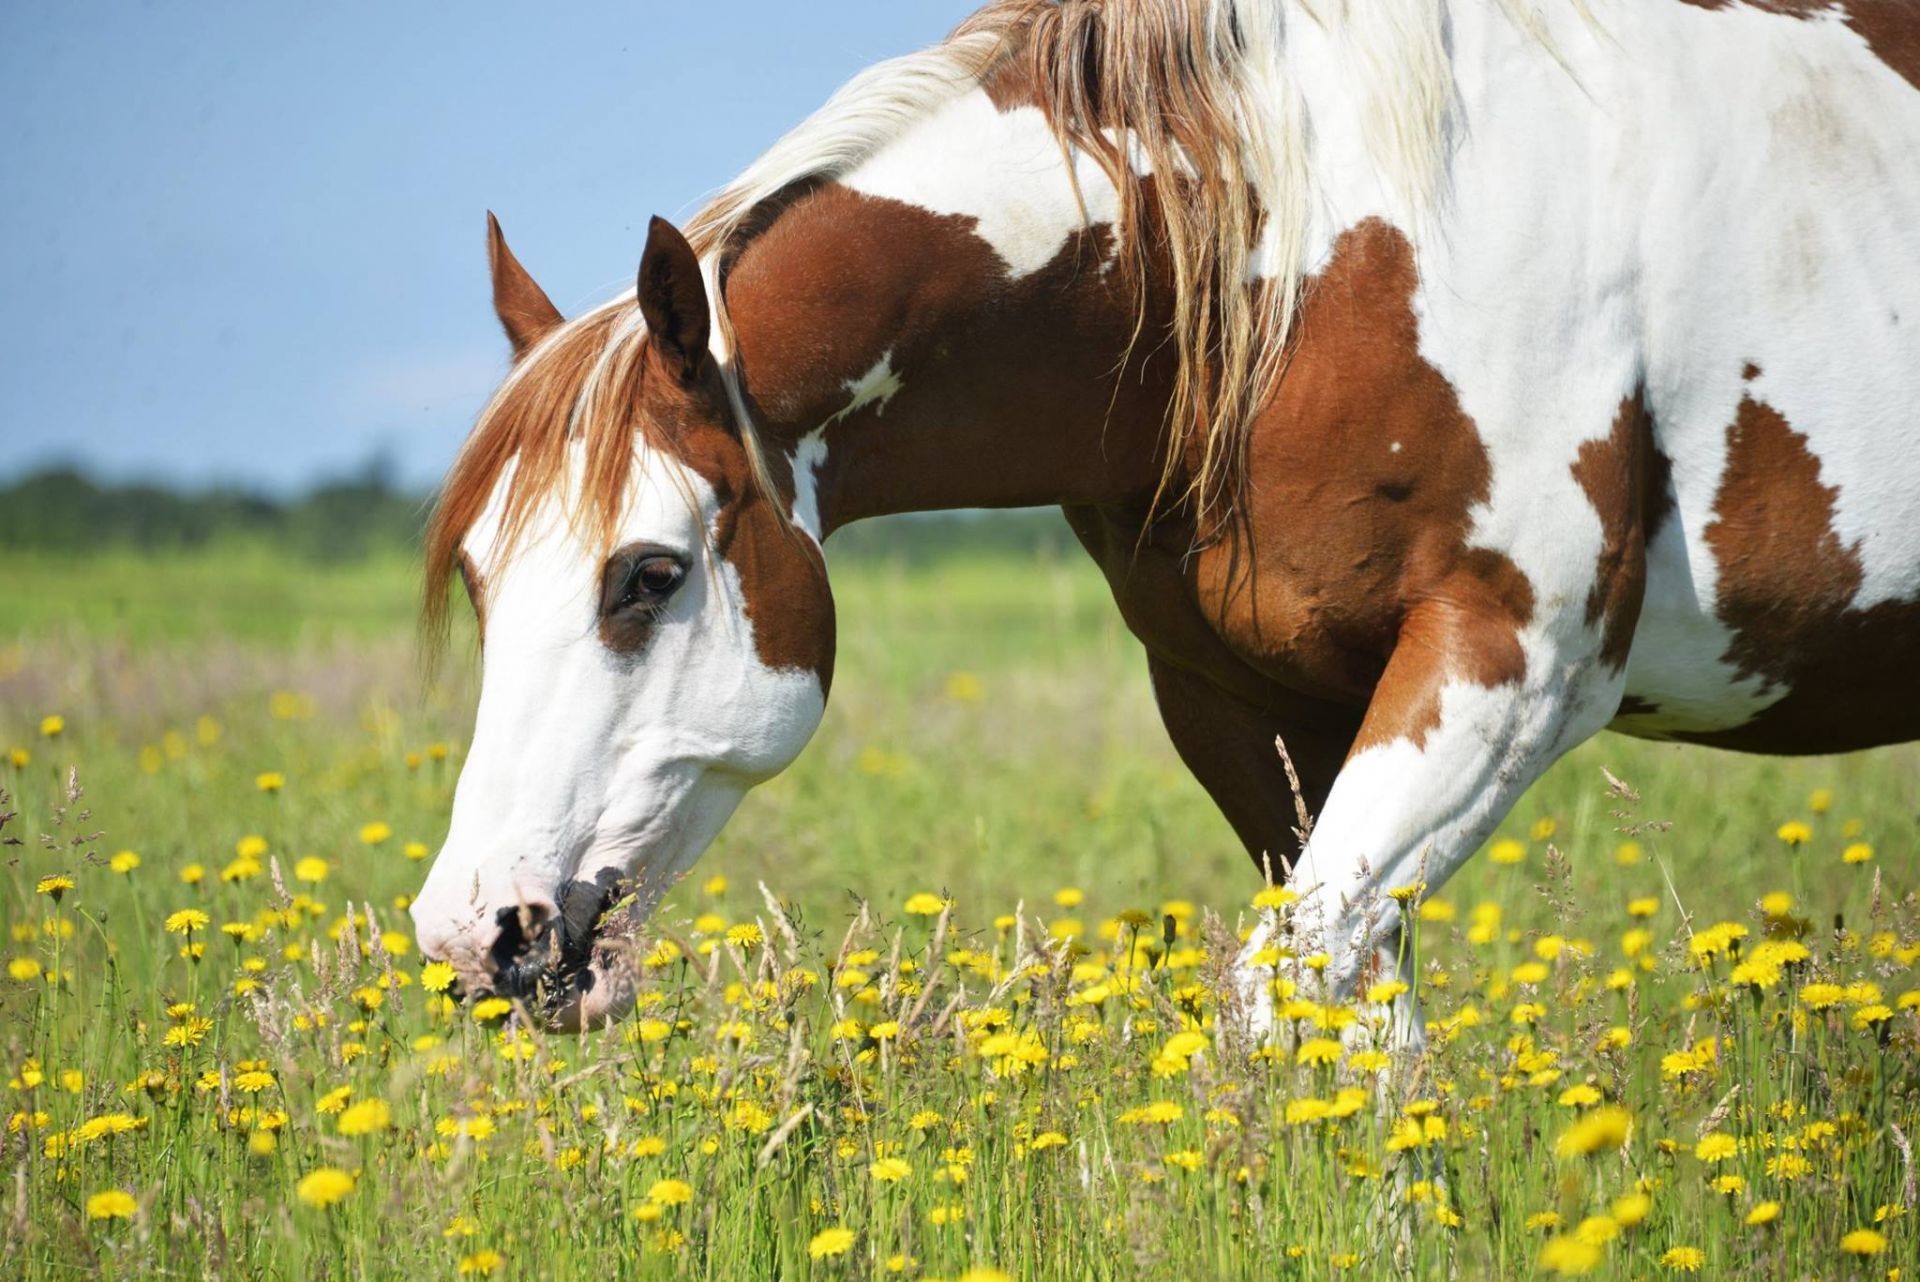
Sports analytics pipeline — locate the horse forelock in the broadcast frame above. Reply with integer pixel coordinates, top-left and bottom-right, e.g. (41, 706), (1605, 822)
(425, 306), (654, 643)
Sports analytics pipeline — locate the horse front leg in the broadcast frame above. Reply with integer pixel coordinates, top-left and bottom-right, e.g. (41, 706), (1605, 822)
(1142, 657), (1361, 1039)
(1278, 591), (1623, 1053)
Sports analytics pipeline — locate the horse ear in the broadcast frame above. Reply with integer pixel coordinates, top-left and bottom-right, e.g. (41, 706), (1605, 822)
(486, 212), (563, 360)
(637, 216), (710, 380)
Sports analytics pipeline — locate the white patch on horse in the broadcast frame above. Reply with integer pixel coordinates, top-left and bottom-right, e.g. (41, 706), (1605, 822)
(1236, 0), (1920, 1023)
(834, 352), (904, 422)
(789, 430), (829, 542)
(843, 91), (1124, 278)
(790, 351), (905, 540)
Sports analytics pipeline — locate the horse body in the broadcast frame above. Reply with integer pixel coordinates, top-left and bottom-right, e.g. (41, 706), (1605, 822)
(412, 0), (1920, 1026)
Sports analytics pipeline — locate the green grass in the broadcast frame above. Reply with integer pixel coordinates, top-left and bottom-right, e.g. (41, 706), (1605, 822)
(1, 542), (1916, 1279)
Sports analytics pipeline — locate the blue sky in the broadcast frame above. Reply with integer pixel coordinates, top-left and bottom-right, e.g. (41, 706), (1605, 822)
(0, 2), (974, 492)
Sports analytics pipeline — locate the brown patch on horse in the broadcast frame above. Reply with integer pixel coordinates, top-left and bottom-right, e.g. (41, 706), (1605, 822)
(1184, 219), (1535, 754)
(634, 341), (837, 685)
(1065, 499), (1362, 871)
(1569, 392), (1658, 670)
(1683, 393), (1920, 752)
(1615, 694), (1663, 718)
(487, 213), (564, 360)
(722, 184), (1172, 527)
(1676, 0), (1920, 90)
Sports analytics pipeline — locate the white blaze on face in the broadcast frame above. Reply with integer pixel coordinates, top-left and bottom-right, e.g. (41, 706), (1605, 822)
(410, 440), (827, 1016)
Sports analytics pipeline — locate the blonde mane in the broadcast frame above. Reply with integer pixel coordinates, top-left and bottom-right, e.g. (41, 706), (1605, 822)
(428, 0), (1464, 630)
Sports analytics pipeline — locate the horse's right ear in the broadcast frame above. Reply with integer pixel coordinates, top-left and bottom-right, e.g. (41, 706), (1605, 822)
(487, 212), (564, 360)
(637, 216), (710, 381)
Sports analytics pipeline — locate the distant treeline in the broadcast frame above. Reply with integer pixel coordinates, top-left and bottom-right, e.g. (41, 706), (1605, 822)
(0, 464), (1077, 564)
(0, 463), (427, 561)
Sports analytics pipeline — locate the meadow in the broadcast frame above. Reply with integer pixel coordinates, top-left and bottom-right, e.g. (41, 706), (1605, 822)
(1, 534), (1916, 1280)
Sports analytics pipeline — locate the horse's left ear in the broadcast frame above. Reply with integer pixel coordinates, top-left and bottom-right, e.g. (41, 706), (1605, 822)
(487, 212), (564, 360)
(637, 216), (710, 380)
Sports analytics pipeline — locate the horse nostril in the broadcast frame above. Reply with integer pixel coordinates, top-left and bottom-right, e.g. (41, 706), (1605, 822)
(489, 900), (559, 999)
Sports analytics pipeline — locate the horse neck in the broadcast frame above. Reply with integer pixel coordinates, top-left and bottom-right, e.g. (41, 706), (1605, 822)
(718, 91), (1180, 538)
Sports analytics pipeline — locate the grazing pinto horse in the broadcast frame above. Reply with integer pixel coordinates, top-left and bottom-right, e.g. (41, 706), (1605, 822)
(411, 0), (1920, 1031)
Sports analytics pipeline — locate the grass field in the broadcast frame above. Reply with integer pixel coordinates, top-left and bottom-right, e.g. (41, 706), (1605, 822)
(1, 539), (1916, 1279)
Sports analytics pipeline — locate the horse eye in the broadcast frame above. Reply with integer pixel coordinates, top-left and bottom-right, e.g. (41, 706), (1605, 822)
(636, 558), (682, 595)
(614, 555), (684, 612)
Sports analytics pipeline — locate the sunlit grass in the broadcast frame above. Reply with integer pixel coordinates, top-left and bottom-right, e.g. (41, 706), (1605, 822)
(1, 547), (1916, 1278)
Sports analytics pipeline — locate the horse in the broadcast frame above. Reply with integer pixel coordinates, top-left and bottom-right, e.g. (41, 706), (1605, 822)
(409, 0), (1920, 1033)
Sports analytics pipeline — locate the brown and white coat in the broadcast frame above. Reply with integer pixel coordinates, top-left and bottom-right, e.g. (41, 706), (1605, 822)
(411, 0), (1920, 1032)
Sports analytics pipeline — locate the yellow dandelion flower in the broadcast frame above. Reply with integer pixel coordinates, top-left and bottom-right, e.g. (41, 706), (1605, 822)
(164, 909), (209, 935)
(1694, 1133), (1738, 1163)
(1775, 820), (1812, 846)
(358, 821), (392, 845)
(1538, 1235), (1601, 1275)
(1366, 979), (1410, 1004)
(808, 1227), (856, 1259)
(1746, 1201), (1781, 1227)
(945, 670), (984, 701)
(903, 892), (948, 916)
(1556, 1107), (1632, 1158)
(337, 1099), (390, 1136)
(39, 715), (64, 738)
(1839, 1228), (1887, 1256)
(1843, 842), (1874, 864)
(457, 1250), (504, 1275)
(293, 857), (329, 884)
(85, 1189), (137, 1220)
(1489, 839), (1526, 864)
(109, 850), (141, 874)
(1660, 1246), (1705, 1272)
(870, 1157), (911, 1182)
(471, 997), (513, 1024)
(647, 1178), (694, 1206)
(1800, 982), (1844, 1010)
(1296, 1038), (1343, 1067)
(1627, 896), (1659, 918)
(1851, 1003), (1893, 1031)
(404, 841), (429, 861)
(255, 772), (285, 793)
(295, 1167), (355, 1209)
(420, 962), (456, 992)
(35, 875), (74, 900)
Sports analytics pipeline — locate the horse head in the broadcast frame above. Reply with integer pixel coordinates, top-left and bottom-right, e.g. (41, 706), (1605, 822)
(409, 216), (834, 1029)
